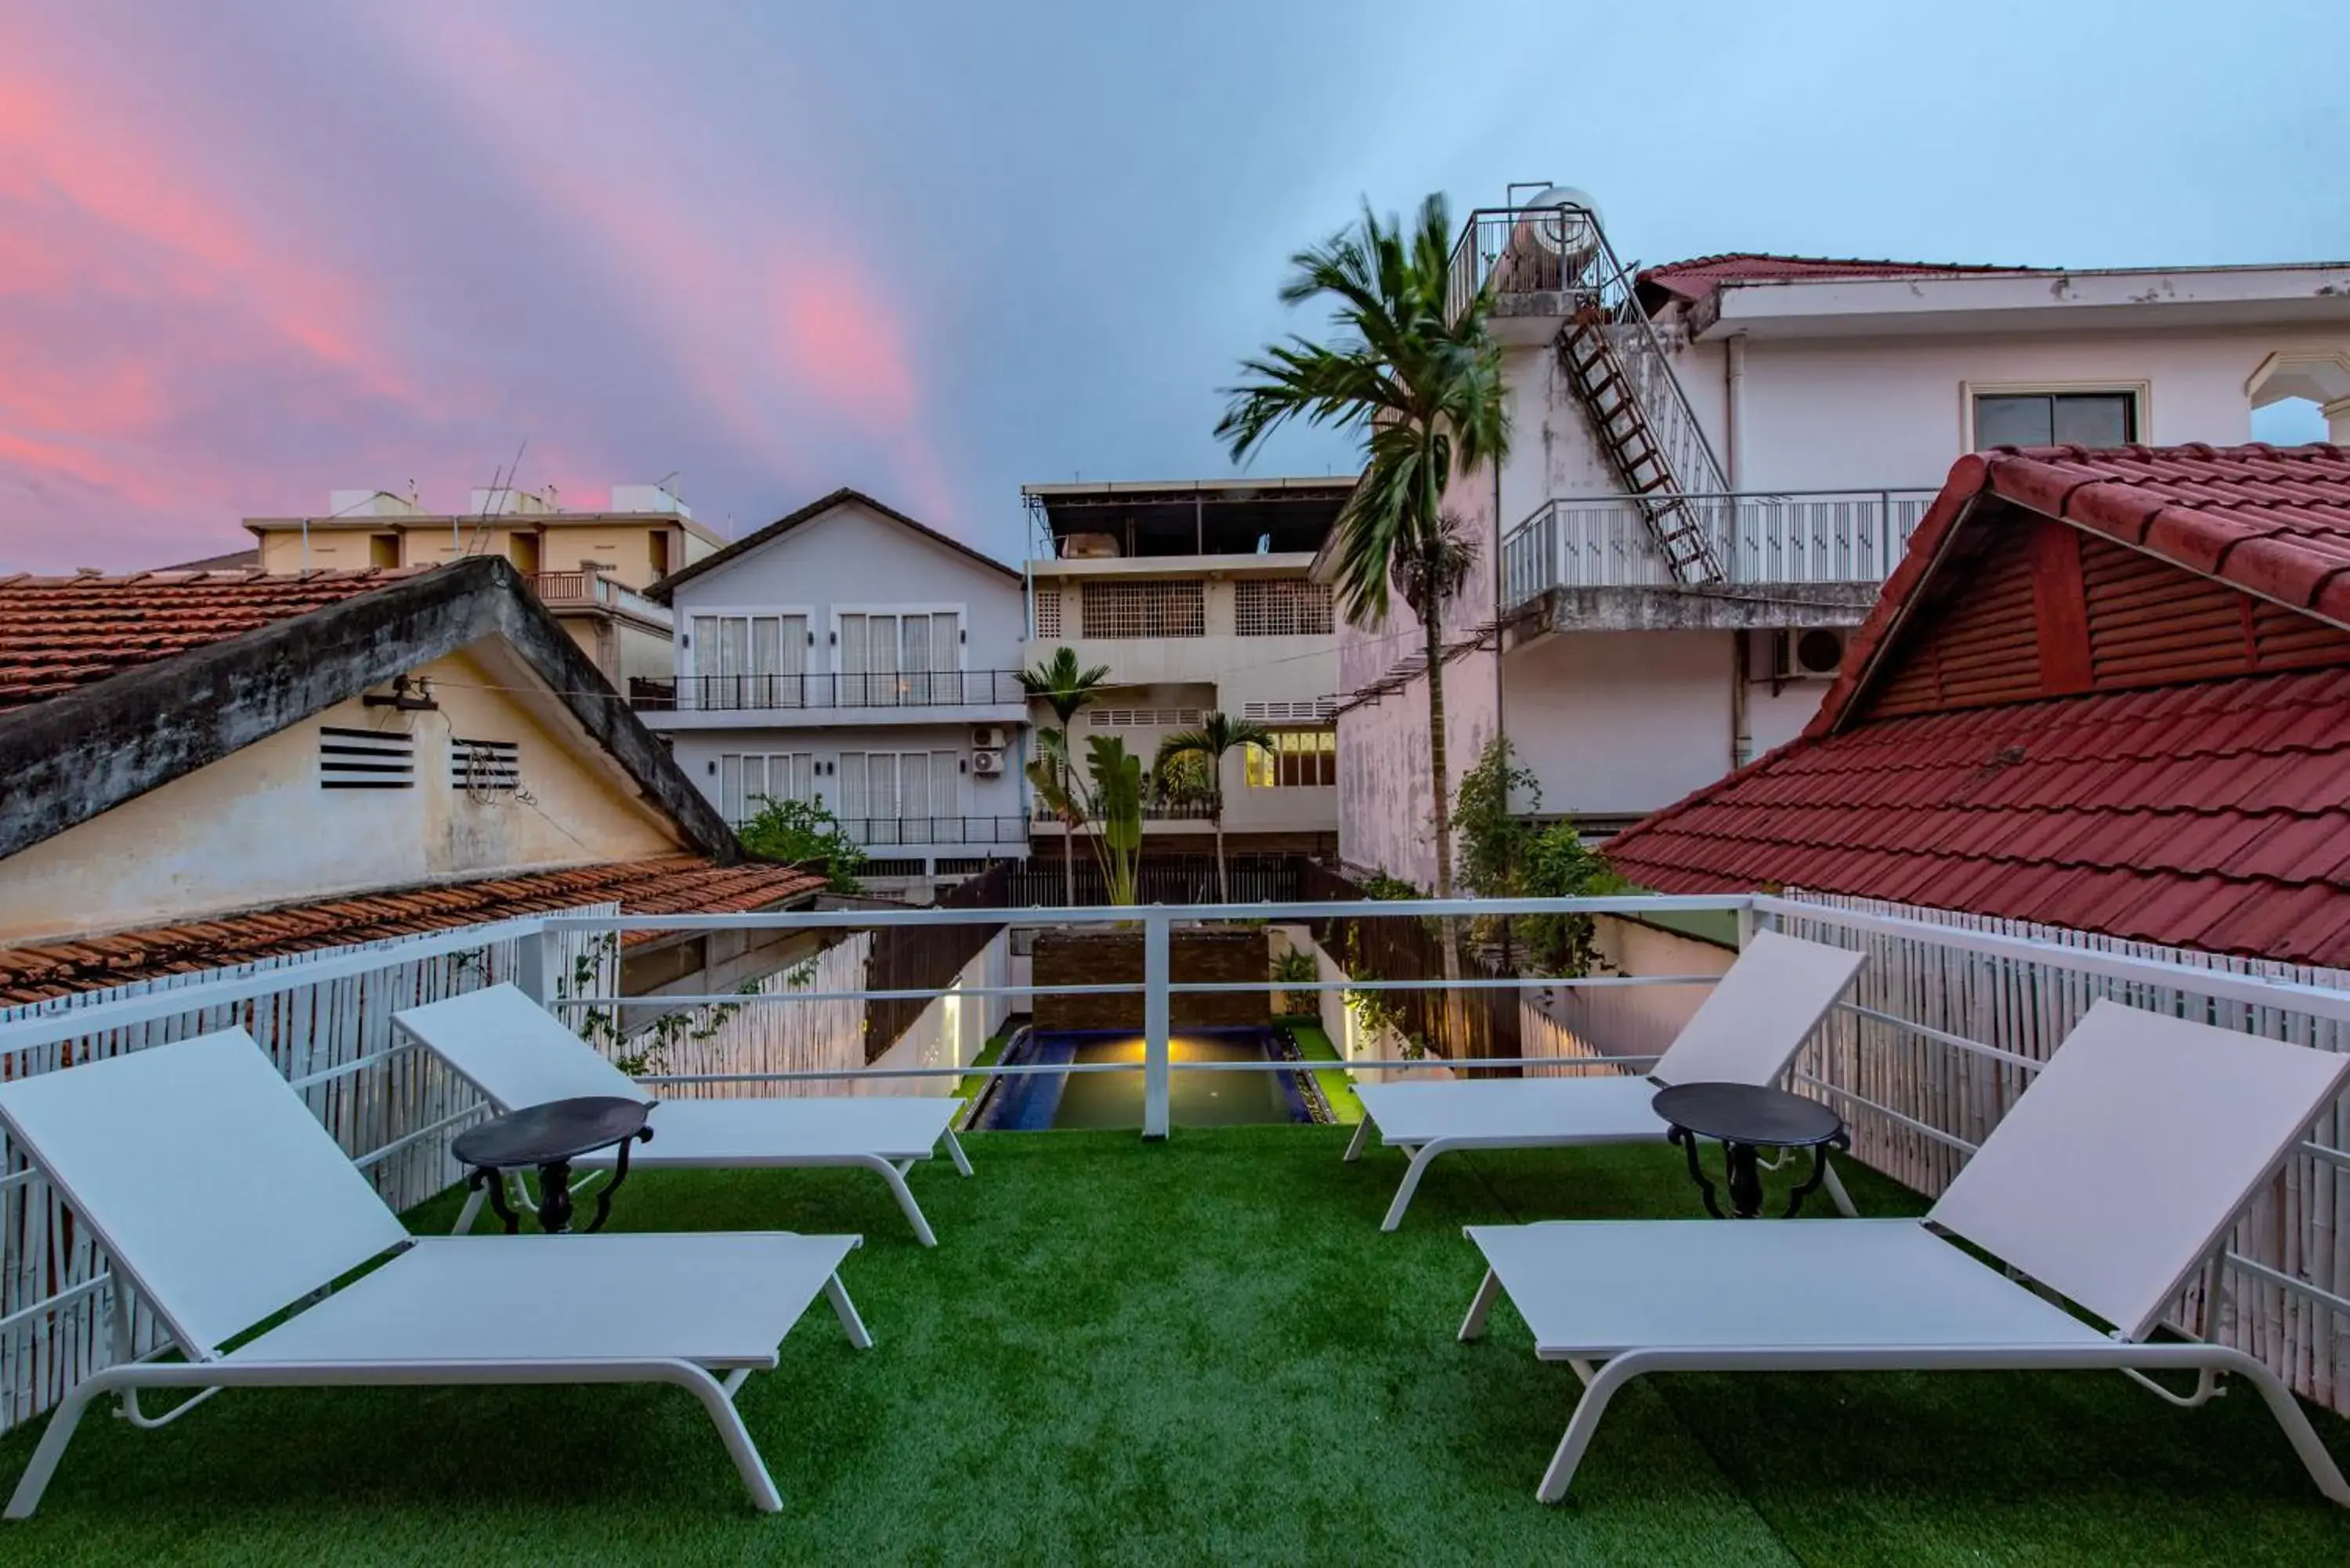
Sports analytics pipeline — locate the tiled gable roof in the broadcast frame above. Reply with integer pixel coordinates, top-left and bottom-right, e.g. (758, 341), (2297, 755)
(1813, 443), (2350, 739)
(0, 855), (825, 1003)
(0, 567), (436, 712)
(1606, 443), (2350, 966)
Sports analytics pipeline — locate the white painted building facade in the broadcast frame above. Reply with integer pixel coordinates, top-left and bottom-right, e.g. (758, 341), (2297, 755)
(640, 490), (1032, 892)
(1335, 196), (2350, 887)
(1021, 479), (1352, 856)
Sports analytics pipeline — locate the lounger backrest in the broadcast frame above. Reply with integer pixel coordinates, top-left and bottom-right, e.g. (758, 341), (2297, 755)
(0, 1031), (409, 1360)
(1929, 999), (2350, 1341)
(393, 983), (647, 1111)
(1651, 930), (1867, 1087)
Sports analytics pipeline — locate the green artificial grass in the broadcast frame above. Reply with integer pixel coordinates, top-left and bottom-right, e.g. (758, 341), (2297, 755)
(1274, 1017), (1364, 1124)
(5, 1129), (2348, 1566)
(953, 1025), (1017, 1107)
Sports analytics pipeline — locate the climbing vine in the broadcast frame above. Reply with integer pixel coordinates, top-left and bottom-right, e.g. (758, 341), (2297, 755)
(551, 934), (817, 1079)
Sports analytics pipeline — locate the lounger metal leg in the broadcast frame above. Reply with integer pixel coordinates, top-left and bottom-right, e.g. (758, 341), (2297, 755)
(1538, 1353), (1646, 1504)
(2225, 1349), (2350, 1506)
(672, 1363), (784, 1512)
(853, 1154), (938, 1247)
(1381, 1141), (1452, 1232)
(1343, 1115), (1376, 1163)
(5, 1365), (109, 1517)
(1820, 1156), (1858, 1219)
(1519, 1342), (2350, 1509)
(1458, 1268), (1503, 1342)
(824, 1273), (874, 1350)
(4, 1359), (794, 1519)
(942, 1127), (973, 1177)
(452, 1186), (486, 1235)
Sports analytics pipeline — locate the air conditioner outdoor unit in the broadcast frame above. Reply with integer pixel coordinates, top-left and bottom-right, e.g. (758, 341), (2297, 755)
(970, 750), (1005, 776)
(1778, 627), (1848, 681)
(971, 725), (1007, 750)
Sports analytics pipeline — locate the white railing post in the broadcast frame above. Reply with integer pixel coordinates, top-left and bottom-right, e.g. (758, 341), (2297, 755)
(1142, 908), (1171, 1140)
(515, 922), (551, 1009)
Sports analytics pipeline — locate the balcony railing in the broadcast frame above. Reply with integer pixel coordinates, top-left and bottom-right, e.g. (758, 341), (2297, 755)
(1447, 202), (1729, 510)
(822, 815), (1031, 848)
(631, 670), (1029, 713)
(9, 883), (2350, 1479)
(523, 571), (671, 625)
(1029, 797), (1223, 823)
(1501, 489), (1940, 604)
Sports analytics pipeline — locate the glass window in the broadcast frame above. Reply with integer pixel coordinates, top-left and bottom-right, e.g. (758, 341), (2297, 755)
(1974, 392), (2136, 451)
(1246, 729), (1336, 788)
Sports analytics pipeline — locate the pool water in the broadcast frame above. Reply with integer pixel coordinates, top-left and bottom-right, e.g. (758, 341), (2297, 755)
(974, 1028), (1314, 1130)
(1053, 1035), (1292, 1129)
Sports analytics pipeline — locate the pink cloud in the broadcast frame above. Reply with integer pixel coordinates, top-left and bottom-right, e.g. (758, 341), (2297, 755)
(773, 260), (920, 428)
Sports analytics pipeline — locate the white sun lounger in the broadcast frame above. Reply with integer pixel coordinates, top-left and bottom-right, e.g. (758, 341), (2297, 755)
(395, 985), (971, 1246)
(0, 1030), (871, 1519)
(1347, 930), (1867, 1229)
(1458, 999), (2350, 1506)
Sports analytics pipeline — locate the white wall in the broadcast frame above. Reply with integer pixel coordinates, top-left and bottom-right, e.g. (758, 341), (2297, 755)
(1344, 308), (2348, 867)
(1683, 325), (2342, 494)
(671, 497), (1027, 678)
(866, 932), (1012, 1095)
(1500, 630), (1835, 818)
(665, 721), (1028, 833)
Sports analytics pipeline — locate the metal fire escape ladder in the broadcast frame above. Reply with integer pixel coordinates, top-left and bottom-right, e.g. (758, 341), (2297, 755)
(1548, 216), (1730, 586)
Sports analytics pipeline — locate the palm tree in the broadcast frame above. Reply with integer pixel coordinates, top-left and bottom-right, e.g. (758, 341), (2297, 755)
(1217, 194), (1509, 1026)
(1020, 648), (1112, 905)
(1155, 711), (1273, 904)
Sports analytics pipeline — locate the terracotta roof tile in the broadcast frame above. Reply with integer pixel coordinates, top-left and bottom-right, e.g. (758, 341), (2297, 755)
(0, 567), (438, 712)
(0, 855), (825, 1003)
(1608, 659), (2350, 967)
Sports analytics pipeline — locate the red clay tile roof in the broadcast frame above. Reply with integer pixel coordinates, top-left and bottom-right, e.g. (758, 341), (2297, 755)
(0, 567), (436, 712)
(1636, 252), (2029, 305)
(1607, 443), (2350, 966)
(0, 855), (825, 1003)
(1812, 443), (2350, 741)
(1607, 669), (2350, 966)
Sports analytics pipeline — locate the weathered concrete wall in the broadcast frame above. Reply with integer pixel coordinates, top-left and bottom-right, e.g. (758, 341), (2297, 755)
(0, 641), (685, 943)
(1031, 927), (1269, 1030)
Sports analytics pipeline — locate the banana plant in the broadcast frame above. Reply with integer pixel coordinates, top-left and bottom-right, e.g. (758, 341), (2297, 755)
(1085, 734), (1144, 907)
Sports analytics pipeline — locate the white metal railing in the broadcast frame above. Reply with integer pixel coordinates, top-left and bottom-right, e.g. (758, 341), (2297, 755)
(1501, 489), (1941, 604)
(523, 571), (671, 625)
(5, 889), (2350, 1429)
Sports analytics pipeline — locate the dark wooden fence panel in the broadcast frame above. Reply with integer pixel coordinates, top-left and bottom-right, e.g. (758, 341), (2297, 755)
(1297, 862), (1520, 1067)
(861, 863), (1010, 1061)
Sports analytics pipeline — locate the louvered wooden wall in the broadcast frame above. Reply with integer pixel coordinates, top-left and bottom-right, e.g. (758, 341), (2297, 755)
(1867, 515), (2350, 721)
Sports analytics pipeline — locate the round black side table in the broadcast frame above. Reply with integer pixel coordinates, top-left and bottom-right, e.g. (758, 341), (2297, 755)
(452, 1097), (653, 1234)
(1651, 1082), (1849, 1219)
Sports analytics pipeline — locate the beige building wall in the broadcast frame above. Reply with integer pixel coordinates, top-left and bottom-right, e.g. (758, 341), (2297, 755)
(0, 641), (686, 944)
(1024, 558), (1340, 840)
(248, 514), (716, 586)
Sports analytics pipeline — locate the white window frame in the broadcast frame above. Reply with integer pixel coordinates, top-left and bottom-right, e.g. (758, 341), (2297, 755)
(1959, 379), (2152, 453)
(717, 750), (817, 824)
(681, 604), (816, 677)
(826, 604), (970, 674)
(836, 749), (962, 827)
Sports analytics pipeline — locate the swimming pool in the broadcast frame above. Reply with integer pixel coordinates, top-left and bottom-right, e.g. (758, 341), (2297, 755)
(973, 1028), (1321, 1130)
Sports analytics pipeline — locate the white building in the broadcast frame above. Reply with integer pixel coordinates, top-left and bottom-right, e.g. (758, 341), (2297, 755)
(1021, 479), (1353, 861)
(639, 488), (1031, 894)
(1335, 191), (2350, 887)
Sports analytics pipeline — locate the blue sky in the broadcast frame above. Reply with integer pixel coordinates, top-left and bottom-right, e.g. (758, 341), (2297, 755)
(1, 0), (2344, 572)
